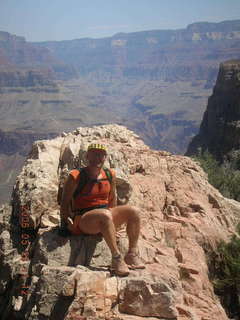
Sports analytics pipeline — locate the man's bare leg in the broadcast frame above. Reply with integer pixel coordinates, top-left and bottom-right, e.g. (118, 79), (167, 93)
(68, 208), (129, 276)
(72, 209), (119, 254)
(111, 205), (140, 252)
(111, 205), (145, 269)
(68, 206), (144, 270)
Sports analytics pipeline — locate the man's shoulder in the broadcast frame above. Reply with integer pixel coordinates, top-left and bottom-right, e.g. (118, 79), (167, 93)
(110, 168), (116, 178)
(69, 168), (86, 181)
(103, 167), (115, 178)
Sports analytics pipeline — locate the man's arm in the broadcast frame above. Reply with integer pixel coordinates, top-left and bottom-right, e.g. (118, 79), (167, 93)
(60, 174), (77, 223)
(108, 173), (117, 208)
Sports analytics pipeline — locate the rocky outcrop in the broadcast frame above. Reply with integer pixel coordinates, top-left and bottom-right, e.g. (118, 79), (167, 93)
(0, 127), (58, 207)
(186, 60), (240, 161)
(1, 124), (240, 319)
(0, 129), (57, 202)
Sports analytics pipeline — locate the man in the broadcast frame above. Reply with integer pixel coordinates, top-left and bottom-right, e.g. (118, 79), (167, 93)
(60, 143), (144, 276)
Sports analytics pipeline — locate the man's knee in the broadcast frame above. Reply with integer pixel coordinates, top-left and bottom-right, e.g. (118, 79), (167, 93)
(99, 209), (113, 225)
(130, 206), (140, 219)
(130, 205), (140, 214)
(126, 205), (141, 221)
(111, 205), (141, 227)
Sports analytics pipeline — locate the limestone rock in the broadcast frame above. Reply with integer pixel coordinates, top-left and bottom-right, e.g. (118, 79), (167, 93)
(0, 124), (240, 319)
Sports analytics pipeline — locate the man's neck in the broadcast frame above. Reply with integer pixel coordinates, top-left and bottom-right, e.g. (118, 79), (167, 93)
(86, 166), (102, 178)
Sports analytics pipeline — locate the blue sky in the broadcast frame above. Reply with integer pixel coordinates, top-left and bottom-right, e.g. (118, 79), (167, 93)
(0, 0), (239, 42)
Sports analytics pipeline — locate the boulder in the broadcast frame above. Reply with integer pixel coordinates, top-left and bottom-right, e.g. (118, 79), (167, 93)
(0, 124), (240, 319)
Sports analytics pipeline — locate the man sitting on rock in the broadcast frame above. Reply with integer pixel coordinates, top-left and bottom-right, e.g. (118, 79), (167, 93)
(60, 143), (144, 276)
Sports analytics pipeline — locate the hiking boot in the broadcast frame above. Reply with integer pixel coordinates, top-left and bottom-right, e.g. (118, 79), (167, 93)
(124, 252), (145, 270)
(111, 254), (130, 277)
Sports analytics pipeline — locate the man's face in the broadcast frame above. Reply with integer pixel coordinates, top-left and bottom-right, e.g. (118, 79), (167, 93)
(87, 149), (107, 168)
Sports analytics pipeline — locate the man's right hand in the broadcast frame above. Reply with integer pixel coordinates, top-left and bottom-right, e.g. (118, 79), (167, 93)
(60, 174), (78, 224)
(61, 212), (69, 224)
(66, 217), (74, 232)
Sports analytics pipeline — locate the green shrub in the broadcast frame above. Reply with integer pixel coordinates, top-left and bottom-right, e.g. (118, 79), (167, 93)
(193, 151), (240, 201)
(193, 151), (240, 316)
(208, 225), (240, 318)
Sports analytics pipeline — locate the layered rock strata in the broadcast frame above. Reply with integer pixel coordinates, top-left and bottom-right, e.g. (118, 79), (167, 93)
(33, 20), (240, 82)
(0, 31), (56, 66)
(0, 69), (54, 87)
(0, 124), (240, 319)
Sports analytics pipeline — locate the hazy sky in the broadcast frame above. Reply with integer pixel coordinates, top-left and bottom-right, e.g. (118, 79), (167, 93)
(0, 0), (239, 42)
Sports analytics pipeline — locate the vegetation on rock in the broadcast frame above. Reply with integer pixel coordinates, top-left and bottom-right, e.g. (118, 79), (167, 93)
(194, 151), (240, 318)
(193, 150), (240, 201)
(208, 223), (240, 319)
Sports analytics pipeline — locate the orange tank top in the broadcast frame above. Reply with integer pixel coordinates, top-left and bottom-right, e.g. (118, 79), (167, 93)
(70, 168), (114, 210)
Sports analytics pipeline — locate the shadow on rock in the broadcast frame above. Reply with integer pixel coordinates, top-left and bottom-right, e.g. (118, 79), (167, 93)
(49, 295), (75, 320)
(32, 227), (106, 269)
